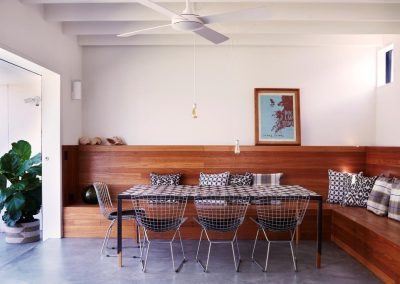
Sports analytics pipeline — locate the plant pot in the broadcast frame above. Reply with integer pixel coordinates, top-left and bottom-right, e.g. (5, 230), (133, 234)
(4, 219), (40, 244)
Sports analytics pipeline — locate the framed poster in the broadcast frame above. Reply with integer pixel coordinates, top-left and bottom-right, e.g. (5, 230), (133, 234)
(255, 88), (301, 145)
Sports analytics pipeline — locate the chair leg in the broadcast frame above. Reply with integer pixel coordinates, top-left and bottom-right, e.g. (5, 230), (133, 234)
(195, 229), (204, 262)
(142, 231), (151, 272)
(169, 229), (186, 273)
(101, 220), (115, 256)
(264, 241), (271, 272)
(205, 242), (212, 272)
(251, 229), (260, 261)
(290, 241), (297, 272)
(262, 229), (271, 272)
(178, 229), (186, 262)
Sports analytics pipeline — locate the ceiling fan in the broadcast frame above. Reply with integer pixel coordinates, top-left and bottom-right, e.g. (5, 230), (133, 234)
(117, 0), (268, 44)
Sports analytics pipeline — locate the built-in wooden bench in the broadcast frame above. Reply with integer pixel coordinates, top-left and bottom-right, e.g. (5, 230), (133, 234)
(331, 206), (400, 284)
(61, 145), (400, 283)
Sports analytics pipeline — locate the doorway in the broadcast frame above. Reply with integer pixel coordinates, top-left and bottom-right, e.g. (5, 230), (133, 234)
(0, 59), (42, 233)
(0, 47), (61, 240)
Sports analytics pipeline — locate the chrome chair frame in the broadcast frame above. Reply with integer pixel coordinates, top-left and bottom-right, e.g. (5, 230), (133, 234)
(93, 182), (140, 257)
(132, 195), (188, 273)
(194, 195), (250, 272)
(250, 195), (310, 272)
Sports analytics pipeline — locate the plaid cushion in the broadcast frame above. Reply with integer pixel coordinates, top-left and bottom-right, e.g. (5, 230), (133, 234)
(367, 176), (392, 216)
(327, 169), (354, 204)
(342, 174), (378, 207)
(252, 173), (283, 186)
(388, 178), (400, 221)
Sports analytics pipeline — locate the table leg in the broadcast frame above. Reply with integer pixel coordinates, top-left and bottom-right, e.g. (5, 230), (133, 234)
(118, 197), (122, 267)
(316, 197), (322, 268)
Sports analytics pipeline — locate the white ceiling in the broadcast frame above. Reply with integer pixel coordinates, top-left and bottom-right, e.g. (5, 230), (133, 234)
(19, 0), (400, 46)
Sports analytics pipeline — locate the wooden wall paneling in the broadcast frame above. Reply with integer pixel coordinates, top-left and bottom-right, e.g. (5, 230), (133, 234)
(62, 146), (79, 206)
(366, 147), (400, 178)
(331, 208), (400, 283)
(62, 145), (366, 239)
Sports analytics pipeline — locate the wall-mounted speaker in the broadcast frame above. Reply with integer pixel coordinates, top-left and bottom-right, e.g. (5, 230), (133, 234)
(71, 80), (82, 100)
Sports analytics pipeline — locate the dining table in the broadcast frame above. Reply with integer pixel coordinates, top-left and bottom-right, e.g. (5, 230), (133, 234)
(117, 184), (323, 268)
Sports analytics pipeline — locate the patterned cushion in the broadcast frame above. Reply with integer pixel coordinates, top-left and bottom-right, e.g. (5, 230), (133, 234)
(150, 173), (182, 186)
(199, 172), (230, 186)
(367, 176), (392, 216)
(229, 172), (253, 186)
(388, 178), (400, 221)
(252, 173), (283, 186)
(327, 170), (354, 204)
(342, 174), (378, 207)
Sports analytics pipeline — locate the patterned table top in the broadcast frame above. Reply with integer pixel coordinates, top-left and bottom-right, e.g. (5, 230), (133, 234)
(118, 184), (320, 199)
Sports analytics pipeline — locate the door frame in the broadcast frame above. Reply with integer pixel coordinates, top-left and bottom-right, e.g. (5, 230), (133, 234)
(0, 47), (62, 240)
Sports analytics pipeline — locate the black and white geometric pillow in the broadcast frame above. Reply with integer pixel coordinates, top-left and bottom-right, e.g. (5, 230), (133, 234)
(229, 172), (253, 186)
(342, 174), (378, 207)
(327, 169), (354, 204)
(150, 173), (182, 186)
(199, 172), (230, 186)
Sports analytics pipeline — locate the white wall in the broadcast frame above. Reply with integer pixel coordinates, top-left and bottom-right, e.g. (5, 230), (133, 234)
(82, 45), (377, 146)
(376, 35), (400, 146)
(0, 0), (82, 145)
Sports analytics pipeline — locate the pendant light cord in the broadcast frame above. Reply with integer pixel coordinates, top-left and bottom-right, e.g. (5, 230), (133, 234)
(193, 35), (196, 104)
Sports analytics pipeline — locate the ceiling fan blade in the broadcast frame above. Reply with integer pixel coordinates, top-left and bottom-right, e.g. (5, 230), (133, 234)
(117, 24), (172, 37)
(193, 26), (229, 44)
(201, 7), (269, 25)
(137, 0), (179, 18)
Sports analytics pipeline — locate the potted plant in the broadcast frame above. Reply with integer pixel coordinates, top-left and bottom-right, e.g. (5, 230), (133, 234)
(0, 140), (42, 243)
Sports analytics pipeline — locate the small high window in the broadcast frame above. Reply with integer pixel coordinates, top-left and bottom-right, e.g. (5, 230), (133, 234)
(378, 44), (394, 87)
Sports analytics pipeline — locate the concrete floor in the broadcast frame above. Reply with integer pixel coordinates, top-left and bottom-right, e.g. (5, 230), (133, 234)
(0, 233), (381, 284)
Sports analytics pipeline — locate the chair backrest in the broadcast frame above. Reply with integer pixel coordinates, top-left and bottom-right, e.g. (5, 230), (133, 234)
(93, 182), (114, 219)
(254, 195), (310, 232)
(194, 195), (250, 232)
(132, 195), (188, 232)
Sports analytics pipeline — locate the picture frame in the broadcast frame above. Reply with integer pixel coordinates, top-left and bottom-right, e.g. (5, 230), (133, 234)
(255, 88), (301, 145)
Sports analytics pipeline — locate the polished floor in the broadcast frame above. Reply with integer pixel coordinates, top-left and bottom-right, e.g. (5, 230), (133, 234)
(0, 233), (380, 284)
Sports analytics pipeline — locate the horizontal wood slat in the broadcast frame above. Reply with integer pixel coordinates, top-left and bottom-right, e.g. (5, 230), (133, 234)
(62, 145), (366, 206)
(366, 147), (400, 178)
(331, 208), (400, 283)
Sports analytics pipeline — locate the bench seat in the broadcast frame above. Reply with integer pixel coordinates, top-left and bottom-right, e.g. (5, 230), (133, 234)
(331, 205), (400, 283)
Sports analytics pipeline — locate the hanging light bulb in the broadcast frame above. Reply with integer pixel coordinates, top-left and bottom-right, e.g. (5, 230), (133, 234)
(192, 103), (198, 118)
(234, 139), (240, 155)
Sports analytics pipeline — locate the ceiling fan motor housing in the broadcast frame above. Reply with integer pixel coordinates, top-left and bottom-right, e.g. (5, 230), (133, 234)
(172, 14), (204, 31)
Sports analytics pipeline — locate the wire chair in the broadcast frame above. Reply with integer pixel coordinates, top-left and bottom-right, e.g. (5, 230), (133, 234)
(132, 194), (188, 272)
(194, 195), (250, 272)
(93, 182), (140, 257)
(250, 194), (310, 272)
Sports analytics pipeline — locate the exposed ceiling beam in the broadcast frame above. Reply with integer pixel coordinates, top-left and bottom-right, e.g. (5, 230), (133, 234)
(77, 34), (385, 46)
(43, 3), (400, 22)
(64, 21), (400, 35)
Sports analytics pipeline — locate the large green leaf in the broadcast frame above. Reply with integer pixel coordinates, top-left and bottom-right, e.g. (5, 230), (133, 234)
(27, 165), (42, 176)
(2, 210), (22, 227)
(30, 153), (42, 165)
(0, 153), (20, 177)
(0, 174), (6, 190)
(0, 188), (13, 203)
(11, 140), (31, 161)
(9, 182), (26, 192)
(5, 192), (26, 212)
